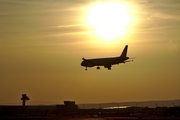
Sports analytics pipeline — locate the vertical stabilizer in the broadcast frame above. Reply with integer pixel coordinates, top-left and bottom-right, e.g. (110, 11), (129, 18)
(120, 45), (128, 58)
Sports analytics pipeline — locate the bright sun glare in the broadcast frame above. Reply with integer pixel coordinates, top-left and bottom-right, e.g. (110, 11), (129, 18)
(87, 2), (133, 41)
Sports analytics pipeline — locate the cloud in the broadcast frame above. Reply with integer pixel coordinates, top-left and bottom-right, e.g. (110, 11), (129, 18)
(0, 0), (91, 42)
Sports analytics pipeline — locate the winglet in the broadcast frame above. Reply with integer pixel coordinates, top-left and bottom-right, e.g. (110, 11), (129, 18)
(120, 45), (128, 58)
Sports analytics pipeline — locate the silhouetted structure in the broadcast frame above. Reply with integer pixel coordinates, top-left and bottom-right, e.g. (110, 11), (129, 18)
(0, 95), (180, 119)
(0, 105), (180, 119)
(21, 94), (29, 107)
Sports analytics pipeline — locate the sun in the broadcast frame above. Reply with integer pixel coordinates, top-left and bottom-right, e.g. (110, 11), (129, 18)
(87, 2), (133, 40)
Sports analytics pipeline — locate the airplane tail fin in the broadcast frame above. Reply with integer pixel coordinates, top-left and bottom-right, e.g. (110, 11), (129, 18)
(120, 45), (128, 58)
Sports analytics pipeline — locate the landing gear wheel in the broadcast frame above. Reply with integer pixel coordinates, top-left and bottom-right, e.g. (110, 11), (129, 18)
(108, 67), (111, 70)
(97, 66), (100, 70)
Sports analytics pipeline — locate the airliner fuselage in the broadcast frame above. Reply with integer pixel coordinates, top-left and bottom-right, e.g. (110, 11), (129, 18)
(81, 45), (133, 70)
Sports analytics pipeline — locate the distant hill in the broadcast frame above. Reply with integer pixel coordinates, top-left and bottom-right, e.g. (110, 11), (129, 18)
(77, 99), (180, 109)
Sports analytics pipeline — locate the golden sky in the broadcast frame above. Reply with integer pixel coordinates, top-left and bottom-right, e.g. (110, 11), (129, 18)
(0, 0), (180, 105)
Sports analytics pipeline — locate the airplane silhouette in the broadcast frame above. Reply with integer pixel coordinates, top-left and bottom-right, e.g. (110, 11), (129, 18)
(81, 45), (134, 70)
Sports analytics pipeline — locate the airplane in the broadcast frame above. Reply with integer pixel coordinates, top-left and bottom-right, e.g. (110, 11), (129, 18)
(81, 45), (134, 70)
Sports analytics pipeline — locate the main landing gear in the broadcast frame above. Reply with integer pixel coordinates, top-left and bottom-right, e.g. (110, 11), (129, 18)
(97, 66), (100, 70)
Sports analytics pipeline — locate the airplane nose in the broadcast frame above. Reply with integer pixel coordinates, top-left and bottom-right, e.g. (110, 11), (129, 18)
(81, 61), (85, 66)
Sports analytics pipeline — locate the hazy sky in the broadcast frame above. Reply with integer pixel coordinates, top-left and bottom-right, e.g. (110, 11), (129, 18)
(0, 0), (180, 105)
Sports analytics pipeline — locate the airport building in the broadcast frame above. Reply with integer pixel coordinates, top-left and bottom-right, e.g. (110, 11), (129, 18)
(0, 94), (78, 117)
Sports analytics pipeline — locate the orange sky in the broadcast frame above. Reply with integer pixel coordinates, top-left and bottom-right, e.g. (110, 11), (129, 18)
(0, 0), (180, 105)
